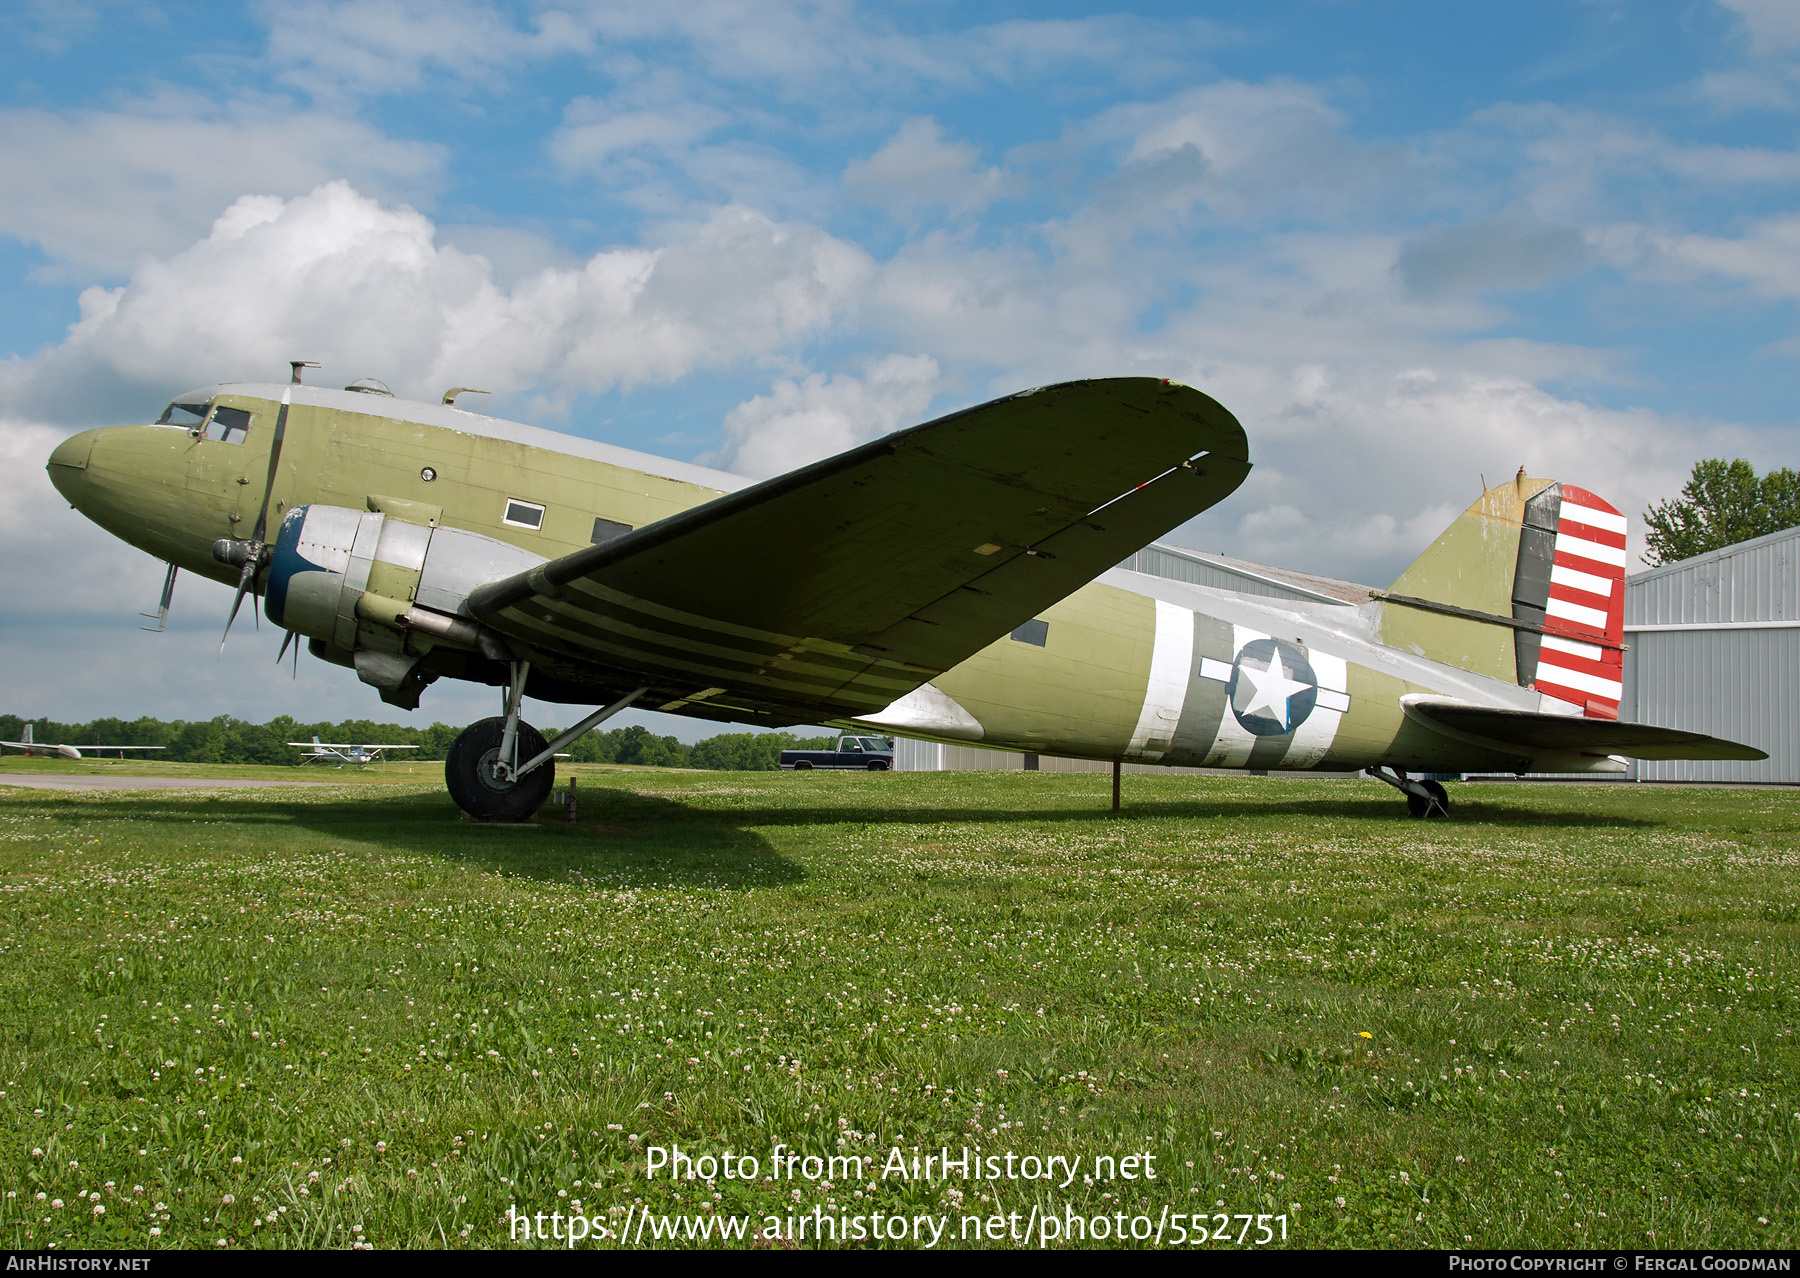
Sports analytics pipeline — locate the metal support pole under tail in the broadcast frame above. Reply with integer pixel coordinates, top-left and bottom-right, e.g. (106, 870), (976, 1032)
(139, 563), (178, 632)
(1364, 765), (1448, 816)
(1112, 760), (1121, 812)
(512, 687), (648, 783)
(495, 660), (531, 780)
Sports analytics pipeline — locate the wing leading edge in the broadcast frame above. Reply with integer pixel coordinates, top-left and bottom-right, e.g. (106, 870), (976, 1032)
(469, 377), (1250, 721)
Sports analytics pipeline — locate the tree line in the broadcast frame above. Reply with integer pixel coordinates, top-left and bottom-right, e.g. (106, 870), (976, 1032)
(1644, 459), (1800, 566)
(0, 714), (837, 771)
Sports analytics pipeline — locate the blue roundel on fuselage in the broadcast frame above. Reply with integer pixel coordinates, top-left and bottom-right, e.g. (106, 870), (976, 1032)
(264, 505), (321, 631)
(1228, 638), (1318, 737)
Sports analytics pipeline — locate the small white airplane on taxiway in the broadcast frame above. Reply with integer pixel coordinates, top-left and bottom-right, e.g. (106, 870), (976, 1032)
(288, 736), (420, 769)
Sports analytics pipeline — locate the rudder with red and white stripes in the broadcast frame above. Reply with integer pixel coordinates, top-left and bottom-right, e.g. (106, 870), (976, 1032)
(1511, 483), (1626, 718)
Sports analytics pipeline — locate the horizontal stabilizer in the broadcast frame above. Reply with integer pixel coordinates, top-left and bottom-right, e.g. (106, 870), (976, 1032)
(1406, 700), (1766, 762)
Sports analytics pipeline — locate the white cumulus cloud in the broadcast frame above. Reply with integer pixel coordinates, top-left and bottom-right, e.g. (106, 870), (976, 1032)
(706, 354), (940, 479)
(1, 183), (871, 425)
(0, 93), (444, 276)
(844, 118), (1014, 220)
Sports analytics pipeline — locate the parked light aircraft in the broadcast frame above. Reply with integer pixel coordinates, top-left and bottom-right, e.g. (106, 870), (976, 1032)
(1, 724), (167, 761)
(44, 367), (1761, 820)
(288, 736), (420, 768)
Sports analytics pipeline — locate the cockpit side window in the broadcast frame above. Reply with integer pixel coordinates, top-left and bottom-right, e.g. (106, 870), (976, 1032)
(203, 406), (252, 444)
(157, 401), (210, 428)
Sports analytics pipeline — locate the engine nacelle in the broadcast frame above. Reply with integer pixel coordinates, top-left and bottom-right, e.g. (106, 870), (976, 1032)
(264, 504), (541, 703)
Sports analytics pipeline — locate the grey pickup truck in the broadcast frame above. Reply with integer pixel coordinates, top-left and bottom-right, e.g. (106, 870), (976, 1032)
(779, 735), (896, 771)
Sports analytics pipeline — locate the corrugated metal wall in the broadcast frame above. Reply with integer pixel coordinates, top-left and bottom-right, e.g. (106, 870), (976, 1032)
(891, 737), (944, 772)
(1624, 628), (1800, 782)
(1626, 526), (1800, 625)
(1622, 525), (1800, 783)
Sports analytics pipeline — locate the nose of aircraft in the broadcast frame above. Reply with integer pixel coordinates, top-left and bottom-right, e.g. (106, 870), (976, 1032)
(46, 428), (101, 505)
(46, 422), (196, 555)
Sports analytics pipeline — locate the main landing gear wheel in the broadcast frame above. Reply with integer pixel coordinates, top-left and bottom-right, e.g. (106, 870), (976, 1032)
(446, 716), (555, 821)
(1407, 780), (1450, 820)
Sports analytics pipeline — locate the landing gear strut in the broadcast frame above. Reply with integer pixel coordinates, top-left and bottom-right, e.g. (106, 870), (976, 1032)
(1365, 766), (1451, 819)
(443, 663), (648, 821)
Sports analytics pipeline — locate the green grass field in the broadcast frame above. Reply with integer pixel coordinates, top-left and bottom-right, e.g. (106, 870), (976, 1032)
(1, 765), (1795, 1250)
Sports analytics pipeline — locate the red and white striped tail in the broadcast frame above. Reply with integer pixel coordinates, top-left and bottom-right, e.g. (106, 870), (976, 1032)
(1536, 485), (1626, 718)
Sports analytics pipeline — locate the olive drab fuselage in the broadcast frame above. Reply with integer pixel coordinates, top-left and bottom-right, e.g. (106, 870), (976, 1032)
(45, 381), (1650, 779)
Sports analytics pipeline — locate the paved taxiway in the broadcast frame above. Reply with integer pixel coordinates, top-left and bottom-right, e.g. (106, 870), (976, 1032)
(0, 775), (327, 792)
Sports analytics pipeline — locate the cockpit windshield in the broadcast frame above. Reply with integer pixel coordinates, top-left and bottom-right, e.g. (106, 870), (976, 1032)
(156, 400), (251, 443)
(157, 401), (209, 428)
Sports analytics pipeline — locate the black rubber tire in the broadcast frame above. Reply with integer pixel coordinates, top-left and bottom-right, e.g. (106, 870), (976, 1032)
(445, 716), (555, 821)
(866, 760), (888, 771)
(1406, 780), (1451, 819)
(794, 761), (814, 771)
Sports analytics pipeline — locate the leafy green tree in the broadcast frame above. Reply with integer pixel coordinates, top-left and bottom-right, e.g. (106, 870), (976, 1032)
(1644, 459), (1800, 566)
(689, 731), (834, 770)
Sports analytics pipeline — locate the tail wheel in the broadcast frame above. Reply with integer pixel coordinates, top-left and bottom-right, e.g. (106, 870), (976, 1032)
(445, 716), (555, 821)
(1406, 780), (1450, 819)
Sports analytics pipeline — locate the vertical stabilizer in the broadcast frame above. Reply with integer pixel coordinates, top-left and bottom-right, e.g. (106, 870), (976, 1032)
(1378, 475), (1626, 717)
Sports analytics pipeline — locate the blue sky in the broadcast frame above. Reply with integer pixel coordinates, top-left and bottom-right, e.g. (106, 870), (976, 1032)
(2, 0), (1797, 734)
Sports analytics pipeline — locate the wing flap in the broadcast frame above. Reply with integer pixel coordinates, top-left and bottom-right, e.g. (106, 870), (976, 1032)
(1407, 699), (1767, 761)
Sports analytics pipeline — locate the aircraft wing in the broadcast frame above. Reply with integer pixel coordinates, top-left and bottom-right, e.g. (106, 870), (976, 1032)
(0, 741), (80, 759)
(1, 742), (164, 754)
(468, 378), (1249, 721)
(286, 743), (414, 750)
(1405, 700), (1767, 762)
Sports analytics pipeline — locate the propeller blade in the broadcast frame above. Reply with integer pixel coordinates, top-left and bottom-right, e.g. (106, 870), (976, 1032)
(219, 556), (257, 655)
(276, 628), (294, 664)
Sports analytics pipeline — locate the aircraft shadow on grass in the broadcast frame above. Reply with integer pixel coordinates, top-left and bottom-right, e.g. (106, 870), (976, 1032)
(22, 781), (1660, 897)
(30, 788), (803, 890)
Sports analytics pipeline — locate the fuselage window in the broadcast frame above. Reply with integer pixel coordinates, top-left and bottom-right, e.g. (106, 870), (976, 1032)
(203, 407), (252, 444)
(1011, 619), (1049, 646)
(503, 499), (546, 530)
(591, 517), (633, 545)
(158, 401), (210, 428)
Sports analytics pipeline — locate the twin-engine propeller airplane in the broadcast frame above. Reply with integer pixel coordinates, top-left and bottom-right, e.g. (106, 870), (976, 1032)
(288, 736), (420, 769)
(1, 724), (167, 761)
(45, 366), (1761, 820)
